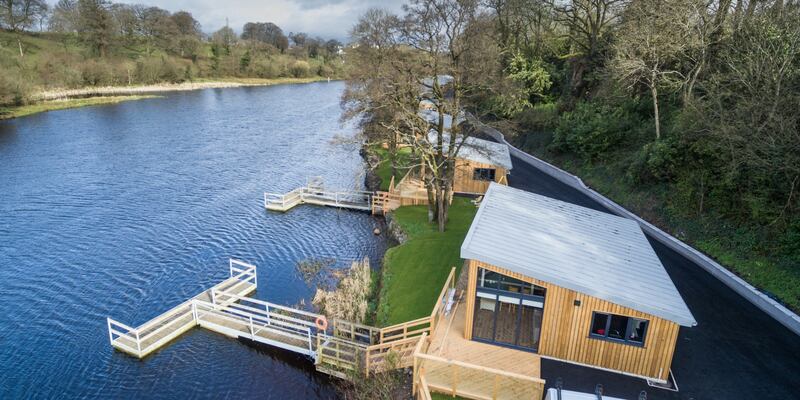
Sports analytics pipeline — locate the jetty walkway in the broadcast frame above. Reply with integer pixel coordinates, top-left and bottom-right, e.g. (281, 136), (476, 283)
(264, 176), (428, 215)
(106, 260), (456, 379)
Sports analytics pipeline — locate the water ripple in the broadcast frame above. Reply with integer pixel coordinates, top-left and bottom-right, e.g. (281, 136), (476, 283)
(0, 82), (384, 399)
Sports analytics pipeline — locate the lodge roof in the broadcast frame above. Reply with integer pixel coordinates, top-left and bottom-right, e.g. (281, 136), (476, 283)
(424, 132), (513, 170)
(461, 183), (697, 327)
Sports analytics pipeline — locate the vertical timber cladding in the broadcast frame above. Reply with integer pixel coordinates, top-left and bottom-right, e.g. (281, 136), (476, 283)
(453, 159), (508, 194)
(464, 260), (679, 382)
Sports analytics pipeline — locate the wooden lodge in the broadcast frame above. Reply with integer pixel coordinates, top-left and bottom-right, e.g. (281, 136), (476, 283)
(458, 183), (697, 383)
(390, 133), (513, 203)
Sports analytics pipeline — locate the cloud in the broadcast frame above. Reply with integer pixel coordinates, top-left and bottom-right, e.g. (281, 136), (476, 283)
(131, 0), (405, 41)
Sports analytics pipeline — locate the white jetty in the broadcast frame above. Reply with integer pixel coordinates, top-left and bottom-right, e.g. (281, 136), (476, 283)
(106, 259), (372, 378)
(264, 176), (378, 213)
(106, 260), (454, 379)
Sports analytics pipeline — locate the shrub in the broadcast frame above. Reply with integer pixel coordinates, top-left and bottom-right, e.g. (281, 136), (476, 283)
(289, 60), (311, 78)
(317, 63), (333, 78)
(250, 58), (283, 78)
(0, 72), (31, 106)
(312, 258), (371, 323)
(80, 59), (113, 86)
(517, 102), (558, 132)
(135, 57), (185, 84)
(627, 137), (681, 183)
(551, 101), (638, 160)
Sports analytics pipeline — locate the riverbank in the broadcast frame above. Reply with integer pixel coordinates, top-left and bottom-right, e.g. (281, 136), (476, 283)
(0, 77), (329, 121)
(0, 95), (161, 120)
(376, 197), (477, 326)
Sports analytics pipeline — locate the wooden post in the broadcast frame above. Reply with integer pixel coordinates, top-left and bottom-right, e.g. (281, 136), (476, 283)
(316, 334), (321, 364)
(365, 349), (371, 375)
(492, 375), (499, 400)
(336, 341), (341, 368)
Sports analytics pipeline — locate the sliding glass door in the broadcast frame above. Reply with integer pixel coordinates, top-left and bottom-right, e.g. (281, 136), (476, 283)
(472, 268), (545, 351)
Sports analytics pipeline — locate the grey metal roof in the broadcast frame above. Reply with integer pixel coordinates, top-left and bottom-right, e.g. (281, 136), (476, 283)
(461, 183), (696, 327)
(424, 132), (513, 170)
(418, 108), (465, 131)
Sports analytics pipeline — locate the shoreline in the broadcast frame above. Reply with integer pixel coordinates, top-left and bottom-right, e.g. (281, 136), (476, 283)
(0, 95), (161, 120)
(1, 77), (331, 121)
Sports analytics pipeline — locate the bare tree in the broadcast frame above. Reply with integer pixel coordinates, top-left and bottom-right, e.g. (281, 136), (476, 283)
(552, 0), (627, 99)
(1, 0), (48, 31)
(401, 0), (483, 231)
(611, 0), (701, 139)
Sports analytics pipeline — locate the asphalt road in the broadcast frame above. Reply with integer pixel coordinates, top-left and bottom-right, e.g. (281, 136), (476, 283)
(505, 153), (800, 400)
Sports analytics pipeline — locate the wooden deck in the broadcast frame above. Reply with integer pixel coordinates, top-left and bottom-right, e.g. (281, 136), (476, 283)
(414, 290), (546, 400)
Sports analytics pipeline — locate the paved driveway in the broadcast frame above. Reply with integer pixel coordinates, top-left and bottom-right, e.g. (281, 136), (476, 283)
(506, 153), (800, 399)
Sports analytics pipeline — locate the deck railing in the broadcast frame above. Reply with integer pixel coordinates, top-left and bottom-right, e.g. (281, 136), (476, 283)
(316, 333), (369, 376)
(192, 298), (316, 356)
(334, 319), (382, 345)
(362, 267), (457, 373)
(265, 184), (374, 212)
(210, 290), (321, 333)
(412, 334), (546, 400)
(106, 259), (257, 358)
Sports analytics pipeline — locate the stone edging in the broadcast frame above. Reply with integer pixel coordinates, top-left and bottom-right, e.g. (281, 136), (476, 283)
(467, 114), (800, 336)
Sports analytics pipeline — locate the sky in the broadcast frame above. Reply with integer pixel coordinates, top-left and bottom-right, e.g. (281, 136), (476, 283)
(134, 0), (406, 41)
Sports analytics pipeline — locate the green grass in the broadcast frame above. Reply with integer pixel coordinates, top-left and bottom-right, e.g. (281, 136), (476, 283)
(372, 147), (413, 191)
(0, 95), (160, 120)
(376, 197), (478, 326)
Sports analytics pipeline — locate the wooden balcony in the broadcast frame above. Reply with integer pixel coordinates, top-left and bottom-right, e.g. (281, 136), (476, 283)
(413, 290), (546, 400)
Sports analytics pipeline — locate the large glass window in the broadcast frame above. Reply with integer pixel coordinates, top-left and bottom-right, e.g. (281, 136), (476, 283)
(478, 269), (546, 297)
(473, 168), (496, 181)
(589, 311), (649, 346)
(473, 268), (545, 351)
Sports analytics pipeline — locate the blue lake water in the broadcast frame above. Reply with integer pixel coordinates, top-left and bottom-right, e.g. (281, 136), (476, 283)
(0, 82), (387, 399)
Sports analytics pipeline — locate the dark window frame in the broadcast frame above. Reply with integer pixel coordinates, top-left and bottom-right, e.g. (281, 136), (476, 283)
(588, 311), (649, 347)
(472, 168), (496, 181)
(473, 268), (546, 352)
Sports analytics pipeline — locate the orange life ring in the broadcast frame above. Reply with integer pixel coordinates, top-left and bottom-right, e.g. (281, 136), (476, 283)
(315, 315), (328, 331)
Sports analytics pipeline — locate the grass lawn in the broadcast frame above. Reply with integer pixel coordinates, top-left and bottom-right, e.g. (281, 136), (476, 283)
(376, 197), (478, 326)
(0, 95), (161, 120)
(372, 147), (413, 191)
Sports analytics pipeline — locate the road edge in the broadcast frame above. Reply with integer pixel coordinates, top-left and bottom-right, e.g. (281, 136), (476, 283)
(468, 113), (800, 337)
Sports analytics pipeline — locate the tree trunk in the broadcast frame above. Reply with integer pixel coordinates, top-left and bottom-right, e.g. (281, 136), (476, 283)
(388, 133), (398, 181)
(650, 79), (661, 140)
(425, 172), (436, 223)
(436, 186), (450, 233)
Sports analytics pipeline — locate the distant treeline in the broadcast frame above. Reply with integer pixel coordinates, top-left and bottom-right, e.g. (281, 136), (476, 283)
(0, 0), (345, 105)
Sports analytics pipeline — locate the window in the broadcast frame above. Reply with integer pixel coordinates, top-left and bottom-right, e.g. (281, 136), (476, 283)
(589, 312), (649, 346)
(478, 268), (545, 297)
(473, 168), (496, 181)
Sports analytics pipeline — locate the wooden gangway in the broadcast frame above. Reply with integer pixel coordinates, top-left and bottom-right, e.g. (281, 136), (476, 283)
(107, 259), (330, 360)
(107, 261), (460, 381)
(264, 176), (375, 213)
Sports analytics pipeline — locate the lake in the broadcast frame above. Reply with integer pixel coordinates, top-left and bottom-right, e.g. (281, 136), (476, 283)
(0, 82), (386, 399)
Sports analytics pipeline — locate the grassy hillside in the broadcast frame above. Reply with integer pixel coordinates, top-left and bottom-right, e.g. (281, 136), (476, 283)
(0, 30), (344, 112)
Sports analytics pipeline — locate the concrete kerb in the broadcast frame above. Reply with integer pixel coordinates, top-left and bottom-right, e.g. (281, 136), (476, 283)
(467, 113), (800, 337)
